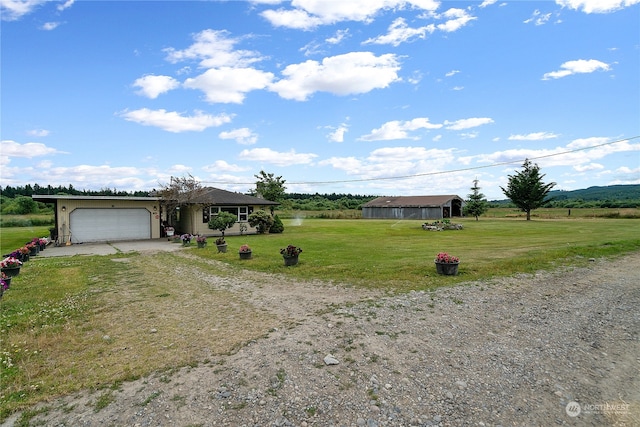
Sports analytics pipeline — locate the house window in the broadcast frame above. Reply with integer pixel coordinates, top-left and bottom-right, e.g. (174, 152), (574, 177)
(208, 206), (248, 222)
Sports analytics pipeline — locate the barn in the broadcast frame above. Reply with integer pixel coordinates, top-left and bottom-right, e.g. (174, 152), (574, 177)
(362, 195), (464, 220)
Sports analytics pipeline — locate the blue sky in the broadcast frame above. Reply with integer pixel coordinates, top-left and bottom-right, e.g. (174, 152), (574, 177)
(1, 0), (639, 199)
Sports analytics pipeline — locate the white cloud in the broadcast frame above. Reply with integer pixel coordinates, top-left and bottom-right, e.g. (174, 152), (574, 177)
(327, 123), (349, 142)
(555, 0), (640, 14)
(445, 70), (460, 77)
(566, 136), (610, 148)
(479, 0), (498, 7)
(475, 137), (640, 169)
(260, 8), (324, 30)
(573, 162), (604, 172)
(238, 147), (317, 166)
(27, 129), (50, 137)
(119, 109), (233, 133)
(508, 132), (560, 141)
(436, 8), (477, 32)
(0, 140), (61, 158)
(260, 0), (440, 29)
(444, 117), (494, 130)
(319, 146), (459, 189)
(269, 52), (401, 101)
(0, 0), (47, 21)
(524, 9), (552, 25)
(41, 21), (61, 30)
(57, 0), (74, 11)
(326, 29), (349, 44)
(33, 164), (148, 190)
(218, 128), (258, 145)
(164, 29), (264, 68)
(360, 117), (442, 141)
(133, 75), (180, 99)
(363, 8), (475, 46)
(363, 17), (434, 46)
(610, 166), (640, 184)
(202, 160), (248, 173)
(184, 67), (274, 104)
(542, 59), (611, 80)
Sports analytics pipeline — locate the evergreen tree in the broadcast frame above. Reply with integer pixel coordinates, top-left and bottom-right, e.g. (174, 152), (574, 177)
(252, 170), (286, 214)
(500, 159), (556, 220)
(463, 179), (488, 221)
(269, 214), (285, 233)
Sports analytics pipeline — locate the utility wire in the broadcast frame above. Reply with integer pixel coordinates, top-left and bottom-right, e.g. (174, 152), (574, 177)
(200, 135), (639, 186)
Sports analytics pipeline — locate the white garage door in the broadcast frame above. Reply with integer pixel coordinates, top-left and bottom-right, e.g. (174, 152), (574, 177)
(70, 208), (151, 243)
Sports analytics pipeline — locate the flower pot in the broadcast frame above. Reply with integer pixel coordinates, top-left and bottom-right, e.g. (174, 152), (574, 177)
(197, 242), (207, 249)
(1, 267), (21, 277)
(239, 251), (252, 260)
(435, 262), (459, 276)
(2, 277), (11, 288)
(29, 246), (38, 256)
(283, 255), (299, 266)
(216, 244), (228, 253)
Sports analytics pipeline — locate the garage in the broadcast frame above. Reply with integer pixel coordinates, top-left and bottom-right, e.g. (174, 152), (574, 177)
(70, 208), (151, 243)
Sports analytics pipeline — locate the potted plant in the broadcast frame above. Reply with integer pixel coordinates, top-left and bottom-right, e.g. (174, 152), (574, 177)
(196, 235), (207, 248)
(26, 241), (38, 256)
(180, 233), (192, 246)
(1, 272), (11, 289)
(208, 211), (237, 241)
(434, 252), (460, 276)
(215, 237), (227, 253)
(0, 277), (9, 299)
(1, 257), (23, 277)
(238, 244), (252, 259)
(18, 246), (30, 262)
(280, 245), (302, 266)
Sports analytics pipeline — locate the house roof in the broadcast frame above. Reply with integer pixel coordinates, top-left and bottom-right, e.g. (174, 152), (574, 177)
(32, 195), (160, 202)
(191, 187), (279, 206)
(32, 188), (279, 206)
(363, 195), (463, 208)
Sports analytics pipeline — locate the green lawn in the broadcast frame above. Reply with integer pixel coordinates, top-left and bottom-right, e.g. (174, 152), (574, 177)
(195, 217), (640, 291)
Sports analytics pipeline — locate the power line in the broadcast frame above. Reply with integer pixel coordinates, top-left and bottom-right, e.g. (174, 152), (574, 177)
(200, 135), (640, 186)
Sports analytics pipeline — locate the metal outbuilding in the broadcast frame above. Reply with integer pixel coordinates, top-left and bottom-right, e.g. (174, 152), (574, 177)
(362, 195), (464, 220)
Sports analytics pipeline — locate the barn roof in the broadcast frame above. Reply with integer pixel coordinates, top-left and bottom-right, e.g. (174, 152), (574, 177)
(362, 195), (463, 208)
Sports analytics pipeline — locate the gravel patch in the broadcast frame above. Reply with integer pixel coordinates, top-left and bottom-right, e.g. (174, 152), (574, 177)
(4, 252), (639, 427)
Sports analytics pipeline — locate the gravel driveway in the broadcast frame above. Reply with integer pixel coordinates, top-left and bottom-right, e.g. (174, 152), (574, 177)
(5, 251), (639, 427)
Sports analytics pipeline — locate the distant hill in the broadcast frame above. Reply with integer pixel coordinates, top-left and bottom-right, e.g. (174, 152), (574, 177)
(547, 185), (640, 201)
(491, 185), (640, 205)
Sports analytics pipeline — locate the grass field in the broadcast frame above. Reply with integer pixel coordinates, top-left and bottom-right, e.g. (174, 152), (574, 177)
(1, 216), (639, 422)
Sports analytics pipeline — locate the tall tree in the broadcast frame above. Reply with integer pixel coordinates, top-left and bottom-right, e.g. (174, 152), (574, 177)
(500, 159), (556, 220)
(252, 170), (286, 214)
(463, 178), (489, 221)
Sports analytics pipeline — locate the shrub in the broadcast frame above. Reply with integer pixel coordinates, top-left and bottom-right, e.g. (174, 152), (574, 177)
(269, 215), (284, 233)
(248, 210), (274, 234)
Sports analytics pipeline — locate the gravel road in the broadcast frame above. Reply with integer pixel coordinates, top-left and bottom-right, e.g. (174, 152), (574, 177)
(5, 252), (639, 427)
